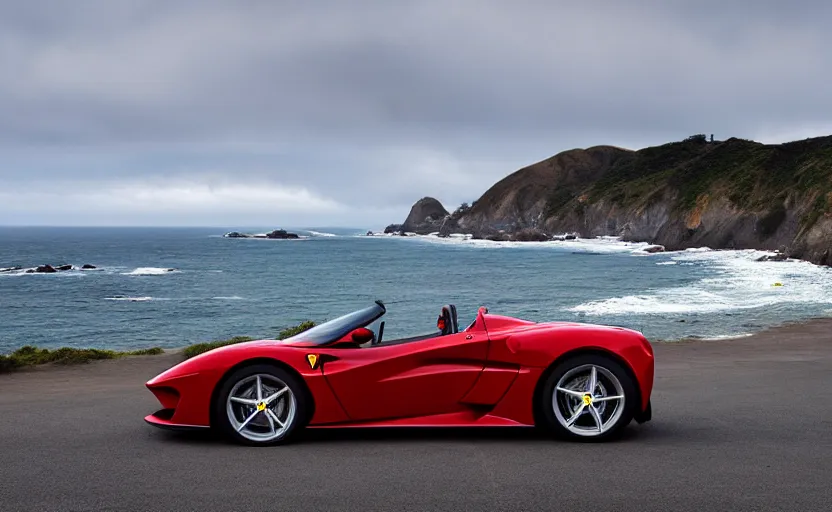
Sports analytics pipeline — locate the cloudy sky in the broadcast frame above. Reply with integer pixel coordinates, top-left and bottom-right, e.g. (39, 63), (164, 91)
(1, 0), (830, 228)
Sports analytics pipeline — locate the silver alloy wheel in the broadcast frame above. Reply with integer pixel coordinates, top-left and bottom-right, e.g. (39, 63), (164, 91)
(226, 373), (297, 443)
(552, 364), (625, 437)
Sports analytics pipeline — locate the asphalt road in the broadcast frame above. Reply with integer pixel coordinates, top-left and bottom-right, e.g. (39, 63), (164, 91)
(2, 320), (831, 512)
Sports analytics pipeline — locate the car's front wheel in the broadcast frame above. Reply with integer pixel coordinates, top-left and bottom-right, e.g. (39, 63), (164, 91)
(539, 354), (638, 441)
(213, 364), (307, 446)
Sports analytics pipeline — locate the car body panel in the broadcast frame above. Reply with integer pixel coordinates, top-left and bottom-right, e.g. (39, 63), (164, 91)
(318, 330), (489, 421)
(459, 365), (519, 406)
(144, 304), (655, 431)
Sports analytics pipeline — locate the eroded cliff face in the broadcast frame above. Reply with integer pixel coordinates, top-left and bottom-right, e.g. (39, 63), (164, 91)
(453, 145), (633, 236)
(545, 191), (823, 254)
(389, 135), (832, 264)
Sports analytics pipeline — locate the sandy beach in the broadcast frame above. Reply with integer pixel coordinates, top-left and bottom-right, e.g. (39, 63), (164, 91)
(1, 318), (831, 511)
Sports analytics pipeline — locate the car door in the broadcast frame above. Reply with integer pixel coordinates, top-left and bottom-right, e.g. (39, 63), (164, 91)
(320, 329), (489, 422)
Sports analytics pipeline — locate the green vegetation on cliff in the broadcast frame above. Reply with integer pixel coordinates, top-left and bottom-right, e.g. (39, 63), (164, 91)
(584, 135), (832, 229)
(0, 321), (317, 373)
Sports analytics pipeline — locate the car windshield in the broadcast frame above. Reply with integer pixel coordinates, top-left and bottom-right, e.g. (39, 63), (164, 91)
(281, 301), (385, 346)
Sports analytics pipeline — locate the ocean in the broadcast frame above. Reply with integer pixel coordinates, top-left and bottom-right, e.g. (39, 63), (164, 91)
(2, 226), (831, 353)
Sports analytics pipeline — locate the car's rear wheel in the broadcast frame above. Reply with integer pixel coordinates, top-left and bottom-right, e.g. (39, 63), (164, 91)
(539, 354), (638, 442)
(213, 364), (307, 446)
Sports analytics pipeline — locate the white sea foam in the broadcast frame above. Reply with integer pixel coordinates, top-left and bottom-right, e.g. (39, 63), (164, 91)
(656, 261), (678, 265)
(403, 233), (653, 253)
(122, 267), (179, 276)
(569, 249), (832, 315)
(104, 296), (157, 302)
(212, 296), (246, 300)
(699, 333), (754, 341)
(307, 230), (337, 237)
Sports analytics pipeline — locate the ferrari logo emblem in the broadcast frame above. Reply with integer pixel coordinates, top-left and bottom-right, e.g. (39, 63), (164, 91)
(256, 402), (266, 412)
(582, 394), (593, 406)
(306, 354), (319, 369)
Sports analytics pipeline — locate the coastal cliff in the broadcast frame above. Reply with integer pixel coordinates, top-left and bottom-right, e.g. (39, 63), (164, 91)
(389, 134), (832, 265)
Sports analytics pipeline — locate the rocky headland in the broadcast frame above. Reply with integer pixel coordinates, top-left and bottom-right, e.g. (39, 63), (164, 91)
(386, 134), (832, 265)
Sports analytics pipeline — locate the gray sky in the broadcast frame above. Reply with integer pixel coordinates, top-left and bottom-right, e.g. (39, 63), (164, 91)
(1, 0), (830, 228)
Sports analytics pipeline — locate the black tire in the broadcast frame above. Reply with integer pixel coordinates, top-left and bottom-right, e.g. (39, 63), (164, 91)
(213, 363), (310, 446)
(539, 353), (638, 442)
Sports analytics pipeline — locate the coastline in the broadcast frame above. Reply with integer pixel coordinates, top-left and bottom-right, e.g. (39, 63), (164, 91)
(654, 315), (832, 344)
(4, 229), (830, 356)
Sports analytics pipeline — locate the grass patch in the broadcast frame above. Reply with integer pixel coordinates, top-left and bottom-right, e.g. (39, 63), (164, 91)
(182, 321), (317, 359)
(579, 135), (832, 218)
(1, 321), (318, 373)
(0, 345), (165, 373)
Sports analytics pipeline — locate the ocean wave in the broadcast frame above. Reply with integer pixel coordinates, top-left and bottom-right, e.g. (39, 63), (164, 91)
(104, 296), (159, 302)
(697, 333), (754, 341)
(401, 233), (653, 253)
(212, 296), (246, 300)
(569, 249), (832, 315)
(656, 261), (678, 265)
(122, 267), (179, 276)
(569, 291), (741, 315)
(307, 230), (337, 237)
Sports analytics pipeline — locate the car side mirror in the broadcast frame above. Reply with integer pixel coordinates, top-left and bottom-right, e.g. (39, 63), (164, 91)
(331, 327), (375, 347)
(330, 327), (376, 345)
(348, 327), (375, 345)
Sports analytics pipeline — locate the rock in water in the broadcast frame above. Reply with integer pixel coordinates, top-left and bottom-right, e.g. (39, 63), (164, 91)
(265, 229), (299, 239)
(757, 253), (789, 262)
(513, 228), (550, 242)
(0, 266), (22, 273)
(33, 265), (57, 273)
(401, 197), (450, 234)
(486, 232), (512, 242)
(223, 231), (249, 238)
(643, 245), (666, 253)
(55, 265), (72, 271)
(81, 264), (97, 270)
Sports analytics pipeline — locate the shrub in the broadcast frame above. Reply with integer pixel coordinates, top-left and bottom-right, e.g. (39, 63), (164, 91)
(683, 134), (707, 144)
(0, 344), (166, 373)
(278, 321), (316, 340)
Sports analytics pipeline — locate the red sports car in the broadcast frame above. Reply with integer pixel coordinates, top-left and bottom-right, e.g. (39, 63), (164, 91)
(145, 301), (654, 445)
